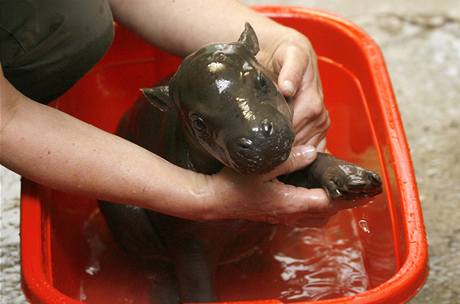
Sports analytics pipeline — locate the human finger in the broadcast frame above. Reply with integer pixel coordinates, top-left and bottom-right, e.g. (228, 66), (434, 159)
(291, 83), (325, 133)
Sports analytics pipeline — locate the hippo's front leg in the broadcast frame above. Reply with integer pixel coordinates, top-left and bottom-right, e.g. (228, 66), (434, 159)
(147, 213), (218, 303)
(149, 239), (216, 304)
(280, 152), (382, 200)
(172, 238), (217, 303)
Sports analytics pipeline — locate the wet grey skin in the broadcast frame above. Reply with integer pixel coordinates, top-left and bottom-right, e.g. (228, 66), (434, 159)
(99, 23), (382, 303)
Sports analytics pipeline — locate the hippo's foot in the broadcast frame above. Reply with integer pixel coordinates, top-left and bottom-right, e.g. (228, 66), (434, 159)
(310, 152), (382, 200)
(279, 152), (382, 200)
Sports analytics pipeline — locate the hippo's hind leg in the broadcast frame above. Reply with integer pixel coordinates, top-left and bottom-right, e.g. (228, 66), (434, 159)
(98, 201), (167, 260)
(280, 152), (382, 200)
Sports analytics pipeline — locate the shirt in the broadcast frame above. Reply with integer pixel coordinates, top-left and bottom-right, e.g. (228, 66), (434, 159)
(0, 0), (114, 103)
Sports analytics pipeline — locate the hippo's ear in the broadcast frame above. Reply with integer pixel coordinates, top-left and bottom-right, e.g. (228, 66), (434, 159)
(238, 22), (259, 56)
(141, 86), (172, 112)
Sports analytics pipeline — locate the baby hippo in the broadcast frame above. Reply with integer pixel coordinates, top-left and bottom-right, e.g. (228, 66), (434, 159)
(99, 23), (382, 303)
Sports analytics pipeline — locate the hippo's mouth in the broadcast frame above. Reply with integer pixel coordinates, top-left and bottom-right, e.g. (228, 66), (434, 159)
(228, 134), (294, 175)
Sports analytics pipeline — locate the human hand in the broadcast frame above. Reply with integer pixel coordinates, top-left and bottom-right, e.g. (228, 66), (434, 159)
(257, 27), (330, 151)
(197, 145), (340, 227)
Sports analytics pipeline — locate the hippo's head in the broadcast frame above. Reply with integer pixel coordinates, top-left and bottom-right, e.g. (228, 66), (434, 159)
(142, 23), (294, 174)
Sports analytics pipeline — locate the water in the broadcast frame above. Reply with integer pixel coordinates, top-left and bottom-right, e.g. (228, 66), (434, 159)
(359, 219), (372, 234)
(274, 226), (369, 301)
(83, 211), (106, 277)
(49, 148), (388, 302)
(214, 209), (369, 302)
(78, 209), (370, 303)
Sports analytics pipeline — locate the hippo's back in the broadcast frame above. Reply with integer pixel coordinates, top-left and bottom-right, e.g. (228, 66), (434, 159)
(117, 96), (179, 161)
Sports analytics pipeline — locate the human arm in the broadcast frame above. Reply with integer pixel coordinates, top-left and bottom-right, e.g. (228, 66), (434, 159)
(0, 66), (331, 223)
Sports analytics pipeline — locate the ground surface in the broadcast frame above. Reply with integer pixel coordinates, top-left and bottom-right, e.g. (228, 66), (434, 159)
(1, 1), (459, 303)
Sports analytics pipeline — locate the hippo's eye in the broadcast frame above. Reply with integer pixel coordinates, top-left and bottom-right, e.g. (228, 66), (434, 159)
(256, 72), (269, 91)
(213, 52), (227, 62)
(190, 113), (209, 135)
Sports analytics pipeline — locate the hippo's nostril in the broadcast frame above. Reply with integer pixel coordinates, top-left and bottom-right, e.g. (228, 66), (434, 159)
(237, 138), (253, 150)
(261, 119), (274, 136)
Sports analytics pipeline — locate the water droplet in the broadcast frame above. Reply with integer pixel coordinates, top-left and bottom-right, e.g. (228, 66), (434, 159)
(123, 297), (135, 304)
(79, 281), (87, 301)
(83, 210), (105, 276)
(85, 265), (100, 276)
(359, 220), (371, 234)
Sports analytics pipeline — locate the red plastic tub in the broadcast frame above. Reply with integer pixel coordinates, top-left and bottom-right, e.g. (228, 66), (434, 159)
(20, 6), (428, 304)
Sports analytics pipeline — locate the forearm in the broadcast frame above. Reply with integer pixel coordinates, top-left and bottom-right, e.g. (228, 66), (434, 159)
(108, 0), (286, 56)
(0, 85), (209, 218)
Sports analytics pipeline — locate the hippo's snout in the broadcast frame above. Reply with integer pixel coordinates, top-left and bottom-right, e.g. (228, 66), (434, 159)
(228, 118), (294, 175)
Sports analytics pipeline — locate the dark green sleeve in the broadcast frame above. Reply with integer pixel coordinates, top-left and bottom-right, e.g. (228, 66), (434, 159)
(0, 0), (114, 103)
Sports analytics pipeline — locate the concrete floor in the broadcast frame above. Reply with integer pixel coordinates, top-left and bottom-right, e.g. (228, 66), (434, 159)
(1, 1), (459, 303)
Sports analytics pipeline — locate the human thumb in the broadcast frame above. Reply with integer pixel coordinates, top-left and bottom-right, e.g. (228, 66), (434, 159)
(264, 145), (317, 180)
(277, 46), (307, 97)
